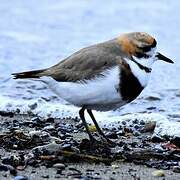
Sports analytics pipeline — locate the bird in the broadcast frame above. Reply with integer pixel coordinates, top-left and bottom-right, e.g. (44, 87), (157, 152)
(12, 32), (174, 144)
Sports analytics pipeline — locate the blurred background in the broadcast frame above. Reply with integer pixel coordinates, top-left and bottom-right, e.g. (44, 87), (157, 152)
(0, 0), (179, 119)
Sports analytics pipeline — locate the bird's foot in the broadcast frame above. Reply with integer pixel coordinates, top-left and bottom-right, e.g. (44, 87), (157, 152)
(99, 136), (117, 147)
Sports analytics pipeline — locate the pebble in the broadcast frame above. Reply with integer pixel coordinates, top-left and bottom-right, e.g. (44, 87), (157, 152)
(46, 117), (55, 123)
(145, 96), (161, 101)
(32, 142), (63, 155)
(122, 121), (126, 125)
(172, 166), (180, 173)
(170, 136), (180, 148)
(111, 164), (119, 169)
(134, 124), (140, 130)
(0, 164), (8, 171)
(0, 111), (14, 117)
(116, 130), (125, 136)
(151, 135), (165, 143)
(28, 103), (38, 110)
(133, 131), (141, 137)
(141, 121), (156, 133)
(105, 132), (118, 139)
(53, 163), (66, 170)
(152, 170), (165, 177)
(132, 119), (139, 124)
(41, 175), (49, 178)
(14, 176), (28, 180)
(140, 120), (145, 125)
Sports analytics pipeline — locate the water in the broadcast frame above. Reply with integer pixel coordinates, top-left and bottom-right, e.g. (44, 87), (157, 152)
(0, 1), (180, 127)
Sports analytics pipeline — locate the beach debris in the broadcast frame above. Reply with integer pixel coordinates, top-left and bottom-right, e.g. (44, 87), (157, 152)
(152, 170), (165, 177)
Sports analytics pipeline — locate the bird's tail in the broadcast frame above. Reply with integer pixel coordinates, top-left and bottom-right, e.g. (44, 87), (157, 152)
(12, 69), (47, 79)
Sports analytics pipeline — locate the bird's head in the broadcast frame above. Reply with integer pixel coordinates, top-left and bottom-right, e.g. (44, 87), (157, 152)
(118, 32), (174, 69)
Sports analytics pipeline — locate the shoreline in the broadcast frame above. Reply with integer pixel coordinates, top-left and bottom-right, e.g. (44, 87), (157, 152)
(0, 112), (179, 179)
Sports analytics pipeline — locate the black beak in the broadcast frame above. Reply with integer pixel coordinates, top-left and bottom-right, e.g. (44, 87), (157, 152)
(156, 52), (174, 64)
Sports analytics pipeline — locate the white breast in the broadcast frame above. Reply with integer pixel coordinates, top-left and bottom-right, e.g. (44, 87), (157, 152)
(40, 66), (122, 110)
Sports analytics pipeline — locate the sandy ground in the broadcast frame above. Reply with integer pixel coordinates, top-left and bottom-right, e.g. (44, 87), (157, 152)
(1, 162), (179, 180)
(0, 114), (179, 180)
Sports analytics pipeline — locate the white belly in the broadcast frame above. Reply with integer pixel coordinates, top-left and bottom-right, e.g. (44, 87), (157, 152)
(40, 66), (123, 111)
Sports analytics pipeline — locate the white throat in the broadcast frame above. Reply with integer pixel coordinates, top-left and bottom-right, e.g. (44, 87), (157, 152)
(126, 48), (157, 87)
(126, 56), (155, 87)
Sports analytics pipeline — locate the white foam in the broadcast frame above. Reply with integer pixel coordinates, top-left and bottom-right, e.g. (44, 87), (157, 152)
(0, 96), (179, 138)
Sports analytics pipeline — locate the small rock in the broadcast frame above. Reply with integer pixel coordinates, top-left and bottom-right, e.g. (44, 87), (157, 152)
(61, 143), (71, 150)
(134, 124), (140, 130)
(111, 164), (119, 169)
(122, 121), (126, 125)
(0, 111), (14, 117)
(170, 136), (180, 148)
(132, 119), (139, 124)
(28, 102), (38, 110)
(151, 135), (165, 143)
(140, 120), (145, 125)
(105, 132), (118, 139)
(133, 131), (141, 137)
(141, 121), (156, 133)
(41, 175), (49, 178)
(145, 96), (161, 101)
(152, 170), (165, 177)
(172, 166), (180, 173)
(146, 106), (156, 110)
(0, 164), (8, 171)
(32, 142), (63, 155)
(116, 130), (125, 136)
(53, 163), (65, 170)
(14, 176), (28, 180)
(46, 117), (54, 123)
(124, 127), (133, 133)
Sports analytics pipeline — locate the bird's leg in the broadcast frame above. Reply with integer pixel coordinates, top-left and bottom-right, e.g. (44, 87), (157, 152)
(79, 107), (96, 142)
(87, 109), (115, 145)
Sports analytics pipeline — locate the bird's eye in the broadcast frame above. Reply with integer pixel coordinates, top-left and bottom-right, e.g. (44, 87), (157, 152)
(136, 52), (150, 59)
(140, 46), (151, 52)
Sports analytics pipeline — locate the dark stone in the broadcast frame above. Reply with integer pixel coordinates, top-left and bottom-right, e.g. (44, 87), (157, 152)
(170, 136), (180, 148)
(0, 164), (8, 171)
(151, 135), (165, 143)
(133, 131), (141, 137)
(132, 119), (139, 124)
(146, 106), (156, 110)
(140, 120), (145, 125)
(46, 117), (55, 123)
(53, 163), (66, 170)
(122, 121), (126, 125)
(0, 111), (14, 117)
(61, 143), (71, 150)
(28, 103), (38, 110)
(172, 166), (180, 173)
(41, 175), (49, 178)
(134, 125), (140, 130)
(116, 130), (125, 136)
(105, 132), (118, 139)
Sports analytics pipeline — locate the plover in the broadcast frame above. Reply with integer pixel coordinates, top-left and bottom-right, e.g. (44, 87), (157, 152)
(12, 32), (173, 143)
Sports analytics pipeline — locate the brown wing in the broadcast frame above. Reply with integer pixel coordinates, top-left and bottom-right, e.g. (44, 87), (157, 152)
(44, 39), (126, 82)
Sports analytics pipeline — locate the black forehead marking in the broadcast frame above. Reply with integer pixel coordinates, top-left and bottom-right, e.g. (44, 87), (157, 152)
(152, 39), (157, 48)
